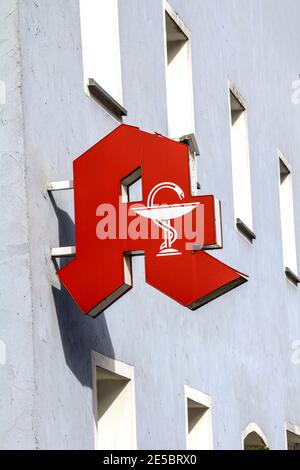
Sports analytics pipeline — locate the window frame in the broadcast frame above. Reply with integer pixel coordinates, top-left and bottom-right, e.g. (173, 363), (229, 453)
(285, 422), (300, 450)
(184, 385), (213, 450)
(163, 0), (195, 139)
(79, 0), (127, 120)
(91, 351), (137, 450)
(241, 422), (269, 450)
(228, 81), (255, 243)
(278, 150), (299, 285)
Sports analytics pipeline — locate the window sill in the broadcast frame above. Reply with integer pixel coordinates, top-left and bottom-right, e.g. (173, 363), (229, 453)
(236, 218), (256, 243)
(285, 267), (300, 286)
(87, 78), (127, 121)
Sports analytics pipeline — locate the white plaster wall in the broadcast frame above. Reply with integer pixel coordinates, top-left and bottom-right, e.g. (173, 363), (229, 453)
(2, 0), (299, 449)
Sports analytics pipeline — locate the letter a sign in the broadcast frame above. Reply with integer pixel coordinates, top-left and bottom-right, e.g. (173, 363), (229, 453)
(58, 125), (247, 317)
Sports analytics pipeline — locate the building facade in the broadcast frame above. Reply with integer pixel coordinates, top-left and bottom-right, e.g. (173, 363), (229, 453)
(1, 0), (300, 450)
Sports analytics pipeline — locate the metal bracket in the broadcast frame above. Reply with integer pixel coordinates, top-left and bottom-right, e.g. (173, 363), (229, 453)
(51, 246), (76, 258)
(48, 182), (75, 259)
(47, 180), (74, 191)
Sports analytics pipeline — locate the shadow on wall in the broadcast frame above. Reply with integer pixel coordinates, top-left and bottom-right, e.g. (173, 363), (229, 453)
(50, 193), (115, 388)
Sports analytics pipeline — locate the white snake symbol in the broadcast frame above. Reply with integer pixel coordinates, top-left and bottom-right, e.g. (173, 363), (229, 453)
(147, 182), (184, 253)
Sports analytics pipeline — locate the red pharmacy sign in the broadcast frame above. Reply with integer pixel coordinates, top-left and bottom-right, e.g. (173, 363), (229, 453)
(58, 125), (247, 317)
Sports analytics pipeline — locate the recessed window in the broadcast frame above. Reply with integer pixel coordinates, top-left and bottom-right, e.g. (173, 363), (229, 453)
(286, 425), (300, 450)
(128, 178), (142, 203)
(121, 167), (142, 203)
(185, 386), (213, 450)
(80, 0), (124, 117)
(278, 154), (299, 284)
(242, 423), (269, 450)
(164, 3), (195, 138)
(92, 352), (136, 450)
(229, 87), (254, 241)
(244, 432), (268, 450)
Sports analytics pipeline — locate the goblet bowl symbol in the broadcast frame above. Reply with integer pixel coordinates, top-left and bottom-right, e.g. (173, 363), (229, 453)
(132, 182), (199, 256)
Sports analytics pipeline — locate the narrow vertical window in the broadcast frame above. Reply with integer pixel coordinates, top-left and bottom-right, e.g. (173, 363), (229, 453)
(229, 87), (255, 242)
(80, 0), (126, 118)
(279, 154), (299, 284)
(184, 386), (213, 450)
(92, 352), (136, 450)
(164, 3), (195, 139)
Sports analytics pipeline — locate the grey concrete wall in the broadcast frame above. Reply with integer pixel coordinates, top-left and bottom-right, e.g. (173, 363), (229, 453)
(0, 0), (36, 449)
(1, 0), (300, 449)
